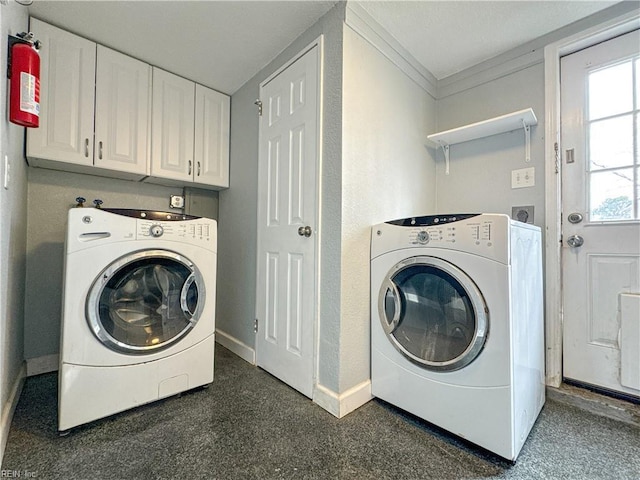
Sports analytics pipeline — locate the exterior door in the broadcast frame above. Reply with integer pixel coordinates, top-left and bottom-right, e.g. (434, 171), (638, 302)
(255, 44), (320, 398)
(561, 30), (640, 398)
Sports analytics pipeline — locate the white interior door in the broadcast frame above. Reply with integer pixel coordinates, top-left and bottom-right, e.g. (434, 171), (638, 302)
(255, 44), (320, 398)
(561, 30), (640, 398)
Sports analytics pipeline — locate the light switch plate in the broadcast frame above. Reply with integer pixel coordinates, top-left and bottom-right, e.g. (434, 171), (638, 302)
(512, 167), (535, 189)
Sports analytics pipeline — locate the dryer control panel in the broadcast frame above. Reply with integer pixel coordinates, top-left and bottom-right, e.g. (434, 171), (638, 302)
(371, 213), (519, 264)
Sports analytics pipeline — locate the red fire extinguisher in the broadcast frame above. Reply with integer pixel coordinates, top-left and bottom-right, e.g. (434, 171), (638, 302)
(8, 32), (41, 128)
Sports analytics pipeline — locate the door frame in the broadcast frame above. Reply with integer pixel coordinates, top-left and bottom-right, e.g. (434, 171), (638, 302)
(543, 11), (640, 387)
(255, 35), (324, 390)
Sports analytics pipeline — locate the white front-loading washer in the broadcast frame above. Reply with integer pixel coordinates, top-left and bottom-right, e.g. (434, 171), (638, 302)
(371, 213), (544, 461)
(58, 208), (217, 432)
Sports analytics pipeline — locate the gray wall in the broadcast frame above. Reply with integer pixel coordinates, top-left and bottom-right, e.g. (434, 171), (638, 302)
(435, 64), (546, 228)
(0, 0), (29, 463)
(23, 168), (218, 361)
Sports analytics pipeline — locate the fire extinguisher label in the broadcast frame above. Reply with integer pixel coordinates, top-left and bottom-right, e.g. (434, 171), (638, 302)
(19, 71), (40, 116)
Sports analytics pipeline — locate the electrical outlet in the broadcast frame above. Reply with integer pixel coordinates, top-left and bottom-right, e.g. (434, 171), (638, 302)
(170, 195), (185, 209)
(511, 167), (535, 189)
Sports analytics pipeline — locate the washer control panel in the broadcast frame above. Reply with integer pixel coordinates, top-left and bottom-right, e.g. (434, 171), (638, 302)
(149, 224), (164, 237)
(137, 219), (213, 244)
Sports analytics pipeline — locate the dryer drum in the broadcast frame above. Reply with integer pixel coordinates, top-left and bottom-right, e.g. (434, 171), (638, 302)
(86, 249), (206, 354)
(379, 256), (488, 371)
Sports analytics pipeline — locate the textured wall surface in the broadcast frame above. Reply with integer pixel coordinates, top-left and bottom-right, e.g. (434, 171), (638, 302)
(0, 0), (29, 464)
(434, 64), (546, 230)
(341, 26), (437, 391)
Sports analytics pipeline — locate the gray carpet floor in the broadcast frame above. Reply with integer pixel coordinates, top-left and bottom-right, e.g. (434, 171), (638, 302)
(2, 346), (639, 480)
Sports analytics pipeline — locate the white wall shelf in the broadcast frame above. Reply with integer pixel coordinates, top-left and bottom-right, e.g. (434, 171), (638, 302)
(427, 108), (538, 174)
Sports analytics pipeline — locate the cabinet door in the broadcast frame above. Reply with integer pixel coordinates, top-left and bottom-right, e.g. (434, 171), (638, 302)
(94, 46), (150, 176)
(26, 18), (96, 165)
(194, 85), (230, 188)
(151, 68), (195, 182)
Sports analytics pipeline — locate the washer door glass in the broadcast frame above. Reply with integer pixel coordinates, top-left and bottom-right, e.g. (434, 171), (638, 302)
(86, 250), (205, 354)
(379, 256), (488, 371)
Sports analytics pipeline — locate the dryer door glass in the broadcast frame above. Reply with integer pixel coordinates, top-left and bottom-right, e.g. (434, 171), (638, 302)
(86, 250), (205, 354)
(379, 256), (488, 371)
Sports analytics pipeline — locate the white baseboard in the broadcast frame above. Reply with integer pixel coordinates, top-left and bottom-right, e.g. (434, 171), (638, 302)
(0, 362), (26, 467)
(26, 354), (59, 377)
(215, 329), (255, 365)
(313, 379), (372, 418)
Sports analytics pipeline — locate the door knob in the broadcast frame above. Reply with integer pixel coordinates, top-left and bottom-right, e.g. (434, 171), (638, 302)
(567, 234), (584, 248)
(298, 226), (312, 237)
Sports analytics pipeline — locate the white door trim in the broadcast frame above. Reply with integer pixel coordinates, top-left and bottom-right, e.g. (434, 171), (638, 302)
(543, 11), (640, 387)
(261, 36), (324, 88)
(256, 35), (324, 393)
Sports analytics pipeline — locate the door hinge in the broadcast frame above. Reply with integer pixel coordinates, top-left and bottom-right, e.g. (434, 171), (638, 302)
(254, 318), (258, 333)
(254, 99), (263, 116)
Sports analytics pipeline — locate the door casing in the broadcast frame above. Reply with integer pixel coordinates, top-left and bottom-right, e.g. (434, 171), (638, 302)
(543, 11), (640, 387)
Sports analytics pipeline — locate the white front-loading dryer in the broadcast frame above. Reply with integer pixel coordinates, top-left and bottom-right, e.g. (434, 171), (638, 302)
(58, 208), (217, 432)
(371, 213), (544, 461)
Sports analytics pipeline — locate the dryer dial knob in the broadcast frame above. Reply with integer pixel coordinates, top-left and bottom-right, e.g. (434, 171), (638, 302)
(416, 231), (430, 244)
(149, 224), (164, 237)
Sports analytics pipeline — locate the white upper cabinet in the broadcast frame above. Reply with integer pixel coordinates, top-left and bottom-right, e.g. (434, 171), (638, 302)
(150, 68), (195, 183)
(150, 68), (230, 190)
(27, 19), (229, 189)
(27, 19), (150, 180)
(94, 45), (151, 177)
(194, 84), (230, 188)
(27, 18), (96, 167)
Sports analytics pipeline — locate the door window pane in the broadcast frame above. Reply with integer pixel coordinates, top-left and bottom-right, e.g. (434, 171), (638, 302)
(589, 115), (633, 170)
(587, 56), (639, 221)
(636, 59), (640, 107)
(588, 61), (632, 120)
(590, 168), (635, 221)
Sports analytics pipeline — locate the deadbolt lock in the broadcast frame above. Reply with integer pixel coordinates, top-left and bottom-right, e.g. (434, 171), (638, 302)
(568, 212), (583, 224)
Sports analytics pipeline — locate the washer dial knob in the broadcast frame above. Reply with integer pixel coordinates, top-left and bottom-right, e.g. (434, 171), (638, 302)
(149, 224), (164, 237)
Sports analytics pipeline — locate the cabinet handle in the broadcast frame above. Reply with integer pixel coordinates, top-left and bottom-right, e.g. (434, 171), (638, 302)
(98, 141), (103, 160)
(84, 138), (89, 158)
(188, 160), (192, 175)
(197, 161), (201, 176)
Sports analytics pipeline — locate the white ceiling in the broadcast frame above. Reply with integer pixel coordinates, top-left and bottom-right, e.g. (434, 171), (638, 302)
(358, 1), (621, 79)
(26, 0), (621, 95)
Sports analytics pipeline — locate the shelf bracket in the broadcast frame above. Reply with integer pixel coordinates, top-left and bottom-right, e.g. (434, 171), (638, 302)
(440, 144), (450, 175)
(523, 119), (531, 163)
